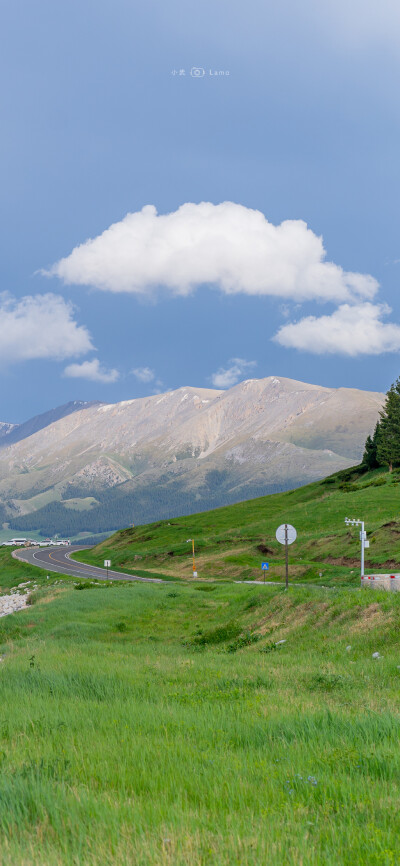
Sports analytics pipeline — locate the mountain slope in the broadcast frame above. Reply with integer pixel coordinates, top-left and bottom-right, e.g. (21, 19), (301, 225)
(0, 376), (384, 536)
(0, 400), (101, 449)
(0, 422), (16, 440)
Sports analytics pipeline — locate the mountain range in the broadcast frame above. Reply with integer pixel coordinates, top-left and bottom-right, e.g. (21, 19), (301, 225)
(0, 376), (384, 538)
(0, 401), (99, 448)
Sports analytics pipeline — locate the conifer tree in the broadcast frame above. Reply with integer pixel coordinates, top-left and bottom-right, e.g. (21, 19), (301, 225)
(362, 421), (381, 470)
(376, 378), (400, 471)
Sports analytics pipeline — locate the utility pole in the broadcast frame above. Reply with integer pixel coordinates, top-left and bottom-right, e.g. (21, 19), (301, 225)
(285, 524), (289, 590)
(344, 518), (368, 582)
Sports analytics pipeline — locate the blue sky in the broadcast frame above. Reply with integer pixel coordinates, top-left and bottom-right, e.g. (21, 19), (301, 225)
(1, 0), (400, 421)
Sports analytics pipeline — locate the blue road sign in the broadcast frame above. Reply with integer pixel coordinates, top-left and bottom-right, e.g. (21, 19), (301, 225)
(261, 562), (269, 570)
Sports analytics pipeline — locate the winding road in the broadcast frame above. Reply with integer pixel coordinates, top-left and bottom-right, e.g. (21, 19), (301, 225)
(15, 545), (162, 583)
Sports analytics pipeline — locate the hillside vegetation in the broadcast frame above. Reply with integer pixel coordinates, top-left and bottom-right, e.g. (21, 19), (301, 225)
(1, 565), (400, 864)
(75, 465), (400, 584)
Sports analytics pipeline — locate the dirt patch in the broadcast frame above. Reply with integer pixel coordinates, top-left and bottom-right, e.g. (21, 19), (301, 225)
(321, 555), (400, 569)
(322, 556), (360, 567)
(368, 560), (400, 570)
(255, 600), (329, 637)
(256, 544), (275, 555)
(350, 603), (391, 633)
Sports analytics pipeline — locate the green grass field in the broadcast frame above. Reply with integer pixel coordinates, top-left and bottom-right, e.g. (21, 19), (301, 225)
(0, 562), (400, 865)
(1, 466), (400, 864)
(74, 465), (400, 585)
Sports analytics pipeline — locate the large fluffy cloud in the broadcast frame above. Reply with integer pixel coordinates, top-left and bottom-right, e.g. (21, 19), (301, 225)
(63, 358), (119, 383)
(274, 303), (400, 356)
(0, 293), (93, 363)
(44, 202), (378, 304)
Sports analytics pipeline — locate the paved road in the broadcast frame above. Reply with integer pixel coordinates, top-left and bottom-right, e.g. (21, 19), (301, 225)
(15, 546), (162, 583)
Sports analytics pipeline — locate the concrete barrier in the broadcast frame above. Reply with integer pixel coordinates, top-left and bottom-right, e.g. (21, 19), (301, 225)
(361, 574), (400, 591)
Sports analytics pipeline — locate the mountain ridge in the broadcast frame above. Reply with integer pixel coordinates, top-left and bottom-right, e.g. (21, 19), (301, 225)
(0, 400), (102, 449)
(0, 376), (384, 536)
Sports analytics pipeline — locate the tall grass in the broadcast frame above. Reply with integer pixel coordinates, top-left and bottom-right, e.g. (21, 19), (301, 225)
(0, 580), (400, 863)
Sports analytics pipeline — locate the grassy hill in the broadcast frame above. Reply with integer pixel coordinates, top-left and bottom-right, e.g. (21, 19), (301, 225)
(2, 466), (400, 862)
(1, 557), (400, 863)
(74, 464), (400, 585)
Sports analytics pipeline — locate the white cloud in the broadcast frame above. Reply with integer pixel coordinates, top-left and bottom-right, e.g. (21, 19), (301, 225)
(0, 293), (93, 363)
(274, 303), (400, 356)
(63, 358), (119, 383)
(211, 358), (257, 388)
(44, 202), (378, 304)
(131, 366), (155, 383)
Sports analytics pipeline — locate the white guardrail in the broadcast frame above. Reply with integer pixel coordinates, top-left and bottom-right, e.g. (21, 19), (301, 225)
(361, 574), (400, 591)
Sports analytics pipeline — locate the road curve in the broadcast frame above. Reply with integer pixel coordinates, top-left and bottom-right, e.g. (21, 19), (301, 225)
(15, 546), (162, 583)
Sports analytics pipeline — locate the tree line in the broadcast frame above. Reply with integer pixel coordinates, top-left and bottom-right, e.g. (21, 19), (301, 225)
(7, 473), (289, 538)
(363, 376), (400, 472)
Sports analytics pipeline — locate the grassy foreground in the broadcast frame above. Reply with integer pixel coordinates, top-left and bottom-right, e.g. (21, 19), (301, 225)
(1, 565), (400, 864)
(75, 465), (400, 585)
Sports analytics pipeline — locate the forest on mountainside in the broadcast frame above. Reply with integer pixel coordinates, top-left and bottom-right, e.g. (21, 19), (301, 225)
(7, 473), (288, 537)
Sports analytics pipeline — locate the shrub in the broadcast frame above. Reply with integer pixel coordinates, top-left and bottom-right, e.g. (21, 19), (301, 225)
(245, 595), (262, 610)
(194, 585), (216, 592)
(259, 641), (278, 654)
(307, 673), (345, 691)
(115, 621), (127, 632)
(226, 632), (260, 653)
(187, 621), (241, 647)
(338, 482), (359, 492)
(370, 477), (386, 487)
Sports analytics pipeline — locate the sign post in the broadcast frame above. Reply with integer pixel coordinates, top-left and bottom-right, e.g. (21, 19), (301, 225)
(104, 559), (111, 578)
(261, 562), (269, 583)
(275, 524), (297, 589)
(186, 539), (197, 578)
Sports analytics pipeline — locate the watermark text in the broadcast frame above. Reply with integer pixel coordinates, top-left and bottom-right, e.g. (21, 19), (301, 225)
(171, 67), (230, 78)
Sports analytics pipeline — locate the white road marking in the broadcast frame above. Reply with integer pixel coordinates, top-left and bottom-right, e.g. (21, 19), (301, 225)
(26, 548), (162, 583)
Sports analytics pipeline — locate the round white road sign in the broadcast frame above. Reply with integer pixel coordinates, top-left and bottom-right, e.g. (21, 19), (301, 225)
(276, 524), (297, 545)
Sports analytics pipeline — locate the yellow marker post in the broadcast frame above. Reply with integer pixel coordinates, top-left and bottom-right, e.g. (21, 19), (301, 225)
(186, 539), (198, 577)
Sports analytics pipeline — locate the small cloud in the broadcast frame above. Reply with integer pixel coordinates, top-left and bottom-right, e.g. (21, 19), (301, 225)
(274, 302), (400, 356)
(151, 379), (164, 394)
(0, 292), (93, 364)
(279, 303), (301, 318)
(64, 358), (119, 383)
(210, 358), (256, 388)
(131, 366), (155, 383)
